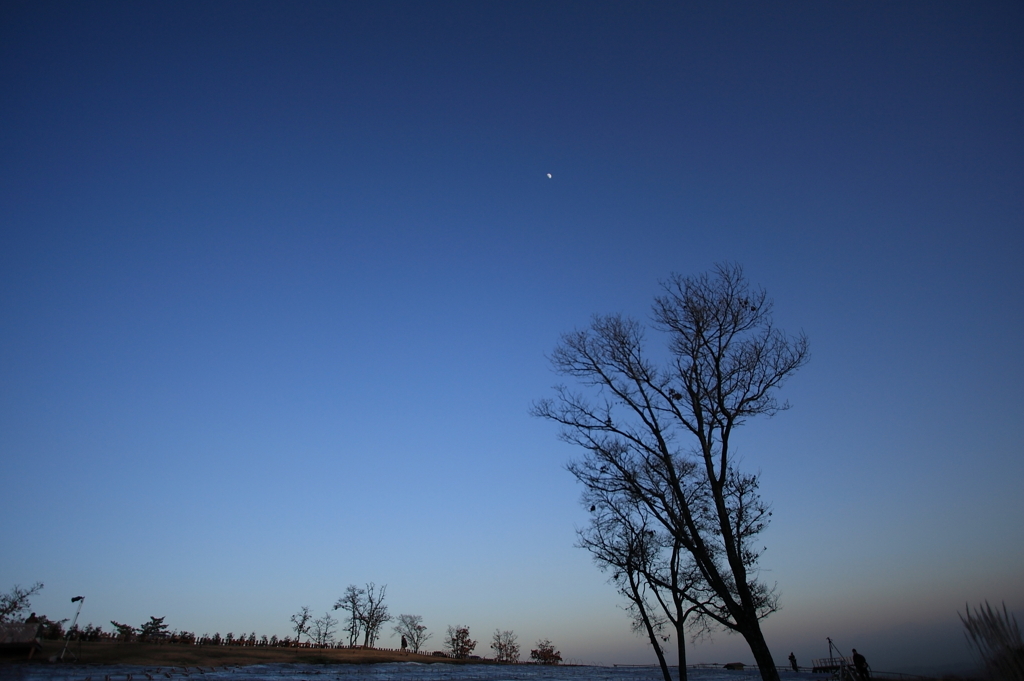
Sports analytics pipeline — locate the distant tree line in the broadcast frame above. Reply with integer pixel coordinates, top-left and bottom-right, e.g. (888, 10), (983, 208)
(0, 581), (562, 664)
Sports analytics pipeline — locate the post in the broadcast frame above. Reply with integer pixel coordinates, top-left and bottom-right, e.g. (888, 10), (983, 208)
(58, 596), (84, 662)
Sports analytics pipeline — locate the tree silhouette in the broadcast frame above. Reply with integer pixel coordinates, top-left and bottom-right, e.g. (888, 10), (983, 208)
(0, 582), (43, 624)
(530, 638), (562, 665)
(290, 606), (312, 645)
(444, 625), (476, 659)
(535, 263), (808, 681)
(392, 614), (432, 653)
(490, 629), (519, 663)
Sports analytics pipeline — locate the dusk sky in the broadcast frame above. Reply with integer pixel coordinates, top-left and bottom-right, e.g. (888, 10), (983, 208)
(1, 1), (1022, 674)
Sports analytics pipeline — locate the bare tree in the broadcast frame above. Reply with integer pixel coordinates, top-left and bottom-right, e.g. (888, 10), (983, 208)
(310, 611), (338, 647)
(334, 585), (364, 646)
(333, 583), (390, 648)
(393, 614), (432, 653)
(360, 583), (390, 647)
(491, 629), (520, 663)
(0, 582), (43, 624)
(290, 606), (312, 646)
(534, 263), (808, 681)
(579, 482), (716, 681)
(444, 625), (476, 659)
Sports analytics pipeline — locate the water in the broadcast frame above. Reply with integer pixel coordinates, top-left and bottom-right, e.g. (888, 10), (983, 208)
(0, 664), (828, 681)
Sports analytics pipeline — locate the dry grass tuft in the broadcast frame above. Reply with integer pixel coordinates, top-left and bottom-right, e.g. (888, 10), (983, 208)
(960, 601), (1024, 681)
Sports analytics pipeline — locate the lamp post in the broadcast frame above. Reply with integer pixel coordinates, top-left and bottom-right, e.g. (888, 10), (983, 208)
(58, 596), (84, 662)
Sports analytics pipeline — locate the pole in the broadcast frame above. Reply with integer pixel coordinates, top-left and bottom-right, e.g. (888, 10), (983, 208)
(59, 596), (84, 662)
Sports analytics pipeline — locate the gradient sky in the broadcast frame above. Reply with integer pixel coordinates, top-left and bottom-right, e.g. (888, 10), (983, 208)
(2, 1), (1022, 675)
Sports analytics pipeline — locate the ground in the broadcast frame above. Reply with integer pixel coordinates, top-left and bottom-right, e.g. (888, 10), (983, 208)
(1, 640), (495, 667)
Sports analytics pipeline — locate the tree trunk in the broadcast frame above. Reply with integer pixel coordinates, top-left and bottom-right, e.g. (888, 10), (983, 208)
(636, 600), (672, 681)
(647, 634), (672, 681)
(741, 623), (779, 681)
(675, 617), (687, 681)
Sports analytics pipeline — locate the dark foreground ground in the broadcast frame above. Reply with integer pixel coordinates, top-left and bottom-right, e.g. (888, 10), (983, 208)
(1, 642), (966, 681)
(2, 640), (492, 666)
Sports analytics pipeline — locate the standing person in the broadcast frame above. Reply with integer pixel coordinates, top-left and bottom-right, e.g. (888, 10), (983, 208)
(401, 635), (408, 653)
(789, 652), (798, 672)
(852, 649), (870, 681)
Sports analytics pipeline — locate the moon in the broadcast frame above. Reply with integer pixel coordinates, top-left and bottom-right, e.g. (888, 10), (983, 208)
(547, 173), (552, 178)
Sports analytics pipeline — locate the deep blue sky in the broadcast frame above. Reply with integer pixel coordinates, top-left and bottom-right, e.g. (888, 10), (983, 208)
(2, 1), (1022, 673)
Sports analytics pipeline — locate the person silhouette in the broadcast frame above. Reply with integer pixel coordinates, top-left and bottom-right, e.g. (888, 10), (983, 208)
(852, 648), (870, 681)
(789, 652), (798, 672)
(401, 635), (408, 653)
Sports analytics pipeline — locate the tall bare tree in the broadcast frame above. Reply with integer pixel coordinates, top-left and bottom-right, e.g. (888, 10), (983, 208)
(360, 583), (390, 647)
(334, 585), (364, 646)
(334, 583), (390, 648)
(534, 263), (808, 681)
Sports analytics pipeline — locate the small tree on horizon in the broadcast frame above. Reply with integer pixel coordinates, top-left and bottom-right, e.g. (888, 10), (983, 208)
(139, 616), (168, 642)
(392, 614), (432, 653)
(82, 623), (105, 641)
(531, 638), (562, 665)
(491, 629), (520, 664)
(444, 625), (476, 659)
(290, 606), (312, 645)
(310, 611), (338, 647)
(110, 621), (136, 642)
